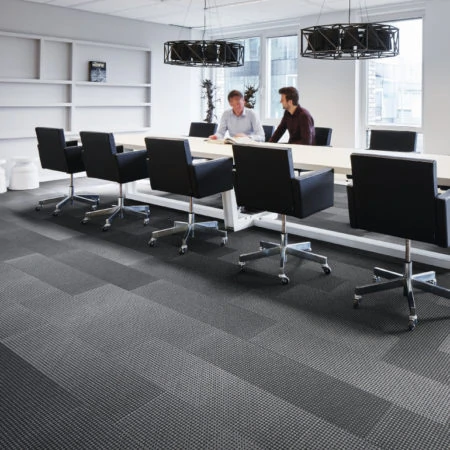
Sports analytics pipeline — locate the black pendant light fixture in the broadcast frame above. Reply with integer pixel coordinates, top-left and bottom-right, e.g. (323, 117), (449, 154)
(164, 0), (244, 67)
(301, 0), (399, 60)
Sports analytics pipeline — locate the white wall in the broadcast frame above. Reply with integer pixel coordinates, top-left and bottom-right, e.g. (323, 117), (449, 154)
(298, 13), (358, 149)
(0, 0), (203, 177)
(422, 0), (450, 155)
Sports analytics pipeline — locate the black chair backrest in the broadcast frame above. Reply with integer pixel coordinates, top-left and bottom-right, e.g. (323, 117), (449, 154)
(35, 127), (69, 172)
(314, 127), (332, 146)
(188, 122), (218, 138)
(145, 137), (193, 196)
(349, 153), (437, 243)
(233, 144), (296, 215)
(262, 125), (274, 142)
(368, 130), (417, 152)
(79, 131), (120, 182)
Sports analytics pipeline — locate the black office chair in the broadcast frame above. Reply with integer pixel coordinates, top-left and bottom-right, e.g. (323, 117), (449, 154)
(79, 131), (150, 231)
(262, 125), (274, 142)
(347, 129), (417, 181)
(34, 127), (99, 215)
(232, 144), (334, 284)
(347, 153), (450, 330)
(145, 137), (233, 254)
(188, 122), (218, 138)
(314, 127), (333, 146)
(369, 129), (417, 152)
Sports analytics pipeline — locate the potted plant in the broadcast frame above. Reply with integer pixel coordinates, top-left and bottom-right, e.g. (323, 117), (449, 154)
(201, 79), (218, 123)
(244, 84), (259, 109)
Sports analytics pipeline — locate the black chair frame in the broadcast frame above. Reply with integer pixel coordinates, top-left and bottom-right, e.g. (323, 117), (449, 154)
(35, 127), (99, 215)
(145, 137), (233, 254)
(233, 144), (334, 284)
(348, 153), (450, 330)
(80, 132), (150, 231)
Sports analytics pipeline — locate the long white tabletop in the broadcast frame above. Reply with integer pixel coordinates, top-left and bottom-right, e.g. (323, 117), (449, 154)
(118, 133), (450, 186)
(117, 133), (450, 269)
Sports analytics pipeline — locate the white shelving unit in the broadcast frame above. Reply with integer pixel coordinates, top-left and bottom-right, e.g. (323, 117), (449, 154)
(0, 30), (152, 140)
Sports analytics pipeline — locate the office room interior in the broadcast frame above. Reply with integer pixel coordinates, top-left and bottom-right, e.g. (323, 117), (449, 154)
(0, 0), (449, 449)
(1, 0), (450, 169)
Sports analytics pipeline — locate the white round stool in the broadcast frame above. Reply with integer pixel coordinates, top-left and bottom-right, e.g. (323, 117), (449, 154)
(9, 157), (39, 190)
(0, 159), (6, 193)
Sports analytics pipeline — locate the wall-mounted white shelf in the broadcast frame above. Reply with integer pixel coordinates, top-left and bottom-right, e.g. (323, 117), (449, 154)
(0, 30), (152, 140)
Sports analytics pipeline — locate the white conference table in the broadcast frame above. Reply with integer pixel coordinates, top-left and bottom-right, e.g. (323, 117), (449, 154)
(117, 133), (450, 268)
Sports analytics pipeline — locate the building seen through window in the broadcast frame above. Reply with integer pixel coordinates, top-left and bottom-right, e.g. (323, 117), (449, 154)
(213, 37), (260, 119)
(267, 35), (298, 118)
(367, 19), (422, 128)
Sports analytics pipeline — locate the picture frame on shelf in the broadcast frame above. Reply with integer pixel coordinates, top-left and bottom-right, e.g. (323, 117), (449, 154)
(89, 61), (106, 82)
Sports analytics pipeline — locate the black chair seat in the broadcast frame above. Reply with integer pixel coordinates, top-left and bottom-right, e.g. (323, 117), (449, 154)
(145, 137), (233, 254)
(79, 131), (150, 231)
(35, 127), (99, 215)
(347, 153), (450, 330)
(232, 143), (334, 284)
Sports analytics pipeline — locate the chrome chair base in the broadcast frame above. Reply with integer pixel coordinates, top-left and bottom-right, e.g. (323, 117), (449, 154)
(353, 240), (450, 330)
(35, 178), (99, 216)
(238, 232), (331, 284)
(149, 211), (227, 254)
(82, 195), (149, 231)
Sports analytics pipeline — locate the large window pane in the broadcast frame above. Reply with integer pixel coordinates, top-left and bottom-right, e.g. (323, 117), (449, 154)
(213, 37), (260, 119)
(367, 19), (422, 127)
(267, 35), (298, 118)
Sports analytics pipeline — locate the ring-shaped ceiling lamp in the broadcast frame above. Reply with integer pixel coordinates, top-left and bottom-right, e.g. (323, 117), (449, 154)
(301, 0), (399, 60)
(164, 0), (244, 67)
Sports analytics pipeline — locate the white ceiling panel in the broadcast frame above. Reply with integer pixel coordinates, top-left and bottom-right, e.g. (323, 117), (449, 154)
(16, 0), (420, 30)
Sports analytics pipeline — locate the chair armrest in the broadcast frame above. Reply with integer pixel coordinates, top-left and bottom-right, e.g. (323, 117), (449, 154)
(292, 168), (334, 218)
(65, 139), (78, 147)
(436, 189), (450, 247)
(191, 157), (234, 198)
(64, 145), (85, 172)
(116, 149), (148, 183)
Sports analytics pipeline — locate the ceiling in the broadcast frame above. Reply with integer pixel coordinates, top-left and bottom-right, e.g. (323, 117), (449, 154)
(19, 0), (416, 30)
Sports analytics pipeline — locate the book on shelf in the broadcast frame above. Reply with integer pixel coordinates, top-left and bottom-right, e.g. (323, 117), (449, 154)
(205, 136), (255, 145)
(89, 61), (106, 82)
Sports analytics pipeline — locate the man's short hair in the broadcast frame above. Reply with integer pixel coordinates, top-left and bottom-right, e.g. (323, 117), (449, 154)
(279, 87), (299, 106)
(228, 90), (244, 102)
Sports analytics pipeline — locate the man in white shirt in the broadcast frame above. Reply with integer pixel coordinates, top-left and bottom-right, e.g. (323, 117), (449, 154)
(209, 90), (265, 142)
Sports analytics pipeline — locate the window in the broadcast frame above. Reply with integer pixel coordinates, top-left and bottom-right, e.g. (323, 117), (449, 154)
(367, 19), (422, 128)
(211, 34), (297, 121)
(267, 35), (298, 118)
(213, 37), (261, 119)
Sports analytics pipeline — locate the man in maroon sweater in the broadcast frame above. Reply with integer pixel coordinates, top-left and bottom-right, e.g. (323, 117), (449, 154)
(269, 86), (316, 145)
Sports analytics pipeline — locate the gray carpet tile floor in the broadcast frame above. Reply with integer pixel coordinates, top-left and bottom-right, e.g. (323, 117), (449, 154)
(0, 176), (449, 449)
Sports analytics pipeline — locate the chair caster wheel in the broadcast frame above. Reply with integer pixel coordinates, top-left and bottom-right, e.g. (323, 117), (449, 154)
(179, 246), (187, 255)
(148, 238), (156, 247)
(52, 210), (60, 217)
(373, 275), (381, 282)
(91, 205), (97, 211)
(102, 224), (110, 232)
(322, 265), (331, 275)
(353, 295), (361, 309)
(35, 205), (42, 211)
(280, 275), (290, 285)
(81, 217), (89, 224)
(221, 237), (228, 246)
(238, 262), (245, 272)
(408, 317), (418, 331)
(143, 218), (150, 226)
